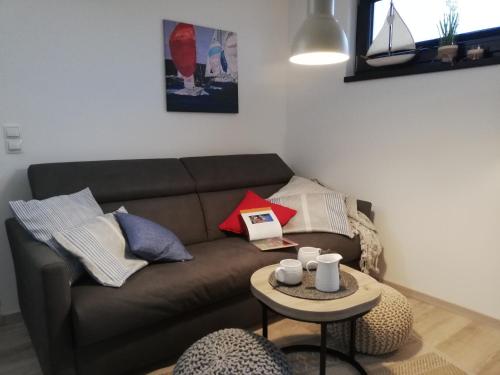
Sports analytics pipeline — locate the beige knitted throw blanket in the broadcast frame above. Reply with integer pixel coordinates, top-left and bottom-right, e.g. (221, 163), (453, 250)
(347, 197), (383, 275)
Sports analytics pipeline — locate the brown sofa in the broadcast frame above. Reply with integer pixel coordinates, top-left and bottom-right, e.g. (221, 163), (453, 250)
(5, 154), (372, 375)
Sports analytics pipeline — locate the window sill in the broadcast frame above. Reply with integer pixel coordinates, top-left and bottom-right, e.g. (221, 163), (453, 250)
(344, 55), (500, 83)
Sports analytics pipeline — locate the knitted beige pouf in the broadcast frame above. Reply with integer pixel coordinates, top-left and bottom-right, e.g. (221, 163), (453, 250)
(328, 283), (413, 355)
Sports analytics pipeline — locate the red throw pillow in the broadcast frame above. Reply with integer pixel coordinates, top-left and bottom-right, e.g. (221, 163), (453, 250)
(219, 190), (297, 234)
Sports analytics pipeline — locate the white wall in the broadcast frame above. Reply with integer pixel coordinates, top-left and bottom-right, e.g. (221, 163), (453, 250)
(0, 0), (289, 315)
(287, 0), (500, 319)
(3, 0), (499, 321)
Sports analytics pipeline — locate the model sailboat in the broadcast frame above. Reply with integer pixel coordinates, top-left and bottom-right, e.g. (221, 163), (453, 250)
(365, 1), (416, 67)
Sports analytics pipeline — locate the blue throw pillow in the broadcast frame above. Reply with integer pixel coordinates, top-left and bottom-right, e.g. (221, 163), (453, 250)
(115, 213), (193, 263)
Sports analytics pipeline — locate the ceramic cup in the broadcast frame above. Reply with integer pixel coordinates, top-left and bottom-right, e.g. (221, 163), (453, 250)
(298, 247), (322, 269)
(275, 259), (303, 285)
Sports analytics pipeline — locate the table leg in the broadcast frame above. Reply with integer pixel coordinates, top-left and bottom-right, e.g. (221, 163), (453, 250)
(282, 320), (367, 375)
(320, 323), (327, 375)
(261, 303), (268, 339)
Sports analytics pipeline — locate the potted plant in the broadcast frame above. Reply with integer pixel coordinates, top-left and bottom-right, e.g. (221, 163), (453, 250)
(437, 0), (459, 63)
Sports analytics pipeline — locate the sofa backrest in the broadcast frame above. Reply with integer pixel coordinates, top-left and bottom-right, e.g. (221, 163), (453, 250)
(27, 154), (294, 245)
(181, 154), (294, 240)
(28, 159), (207, 245)
(28, 159), (193, 202)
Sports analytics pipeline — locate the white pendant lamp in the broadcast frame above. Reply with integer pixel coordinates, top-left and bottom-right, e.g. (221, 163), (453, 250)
(290, 0), (349, 65)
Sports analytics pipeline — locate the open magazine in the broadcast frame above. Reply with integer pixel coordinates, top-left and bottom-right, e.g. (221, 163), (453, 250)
(240, 207), (298, 251)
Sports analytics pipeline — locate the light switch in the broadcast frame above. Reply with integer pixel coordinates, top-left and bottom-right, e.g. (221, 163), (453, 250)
(3, 125), (21, 138)
(6, 139), (22, 153)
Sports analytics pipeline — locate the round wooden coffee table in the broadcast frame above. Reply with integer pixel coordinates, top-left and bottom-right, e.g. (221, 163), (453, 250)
(250, 264), (382, 375)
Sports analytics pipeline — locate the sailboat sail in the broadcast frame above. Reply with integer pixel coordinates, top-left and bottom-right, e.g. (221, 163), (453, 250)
(205, 30), (224, 78)
(223, 32), (238, 81)
(390, 8), (415, 52)
(367, 14), (392, 57)
(366, 1), (416, 67)
(204, 31), (238, 83)
(169, 23), (197, 78)
(169, 23), (208, 96)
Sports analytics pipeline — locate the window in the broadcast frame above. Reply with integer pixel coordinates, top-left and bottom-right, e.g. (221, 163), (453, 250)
(373, 0), (500, 43)
(346, 0), (500, 82)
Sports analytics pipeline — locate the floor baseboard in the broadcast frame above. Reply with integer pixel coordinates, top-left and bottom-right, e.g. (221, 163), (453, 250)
(384, 280), (500, 329)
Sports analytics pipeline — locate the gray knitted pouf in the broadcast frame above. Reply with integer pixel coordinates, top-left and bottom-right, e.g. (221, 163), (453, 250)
(174, 328), (291, 375)
(328, 284), (413, 355)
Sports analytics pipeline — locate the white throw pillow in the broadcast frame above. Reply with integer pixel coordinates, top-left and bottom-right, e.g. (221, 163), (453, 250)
(54, 211), (148, 287)
(270, 176), (330, 197)
(269, 192), (354, 238)
(270, 176), (359, 219)
(9, 188), (103, 282)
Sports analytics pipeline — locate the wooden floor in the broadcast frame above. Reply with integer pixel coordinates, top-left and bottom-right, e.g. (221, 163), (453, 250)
(2, 294), (500, 375)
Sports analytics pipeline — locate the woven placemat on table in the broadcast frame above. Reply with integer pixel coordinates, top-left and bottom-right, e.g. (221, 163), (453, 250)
(268, 270), (358, 301)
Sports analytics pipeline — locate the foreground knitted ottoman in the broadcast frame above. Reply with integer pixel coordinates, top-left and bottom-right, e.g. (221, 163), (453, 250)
(328, 283), (413, 355)
(174, 328), (291, 375)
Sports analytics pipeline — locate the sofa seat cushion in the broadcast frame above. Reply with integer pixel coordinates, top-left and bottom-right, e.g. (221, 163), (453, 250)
(71, 237), (296, 347)
(285, 233), (362, 265)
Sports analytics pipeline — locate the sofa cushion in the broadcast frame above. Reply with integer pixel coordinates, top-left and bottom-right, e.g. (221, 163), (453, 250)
(285, 233), (362, 264)
(199, 185), (285, 240)
(115, 213), (193, 263)
(357, 200), (372, 219)
(269, 192), (353, 238)
(181, 154), (293, 193)
(28, 159), (195, 202)
(9, 187), (104, 282)
(219, 190), (297, 234)
(71, 237), (296, 347)
(54, 211), (148, 288)
(100, 194), (207, 245)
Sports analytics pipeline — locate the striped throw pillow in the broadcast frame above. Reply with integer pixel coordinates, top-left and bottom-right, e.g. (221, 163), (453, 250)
(9, 188), (103, 282)
(270, 175), (359, 219)
(268, 192), (353, 238)
(54, 212), (148, 287)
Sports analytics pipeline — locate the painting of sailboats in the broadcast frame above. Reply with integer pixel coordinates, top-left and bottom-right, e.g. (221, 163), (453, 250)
(163, 20), (238, 113)
(365, 1), (416, 67)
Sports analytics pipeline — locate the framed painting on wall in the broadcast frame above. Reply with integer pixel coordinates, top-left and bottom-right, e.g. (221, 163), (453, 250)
(163, 20), (239, 113)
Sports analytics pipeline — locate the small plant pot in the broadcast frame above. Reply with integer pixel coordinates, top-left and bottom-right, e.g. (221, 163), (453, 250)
(437, 45), (459, 63)
(467, 47), (484, 60)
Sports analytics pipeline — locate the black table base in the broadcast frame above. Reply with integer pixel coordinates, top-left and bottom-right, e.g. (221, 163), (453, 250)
(261, 304), (367, 375)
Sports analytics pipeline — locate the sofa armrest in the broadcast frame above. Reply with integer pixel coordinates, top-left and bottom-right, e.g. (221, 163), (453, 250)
(357, 200), (373, 220)
(5, 218), (76, 375)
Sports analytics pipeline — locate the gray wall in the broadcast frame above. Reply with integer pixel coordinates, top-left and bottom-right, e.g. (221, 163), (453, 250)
(0, 0), (289, 314)
(287, 0), (500, 319)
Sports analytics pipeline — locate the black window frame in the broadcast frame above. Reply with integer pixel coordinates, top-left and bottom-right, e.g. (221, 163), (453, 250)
(345, 0), (500, 82)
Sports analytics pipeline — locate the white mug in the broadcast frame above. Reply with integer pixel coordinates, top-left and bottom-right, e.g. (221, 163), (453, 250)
(297, 247), (322, 269)
(306, 253), (343, 292)
(275, 259), (303, 285)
